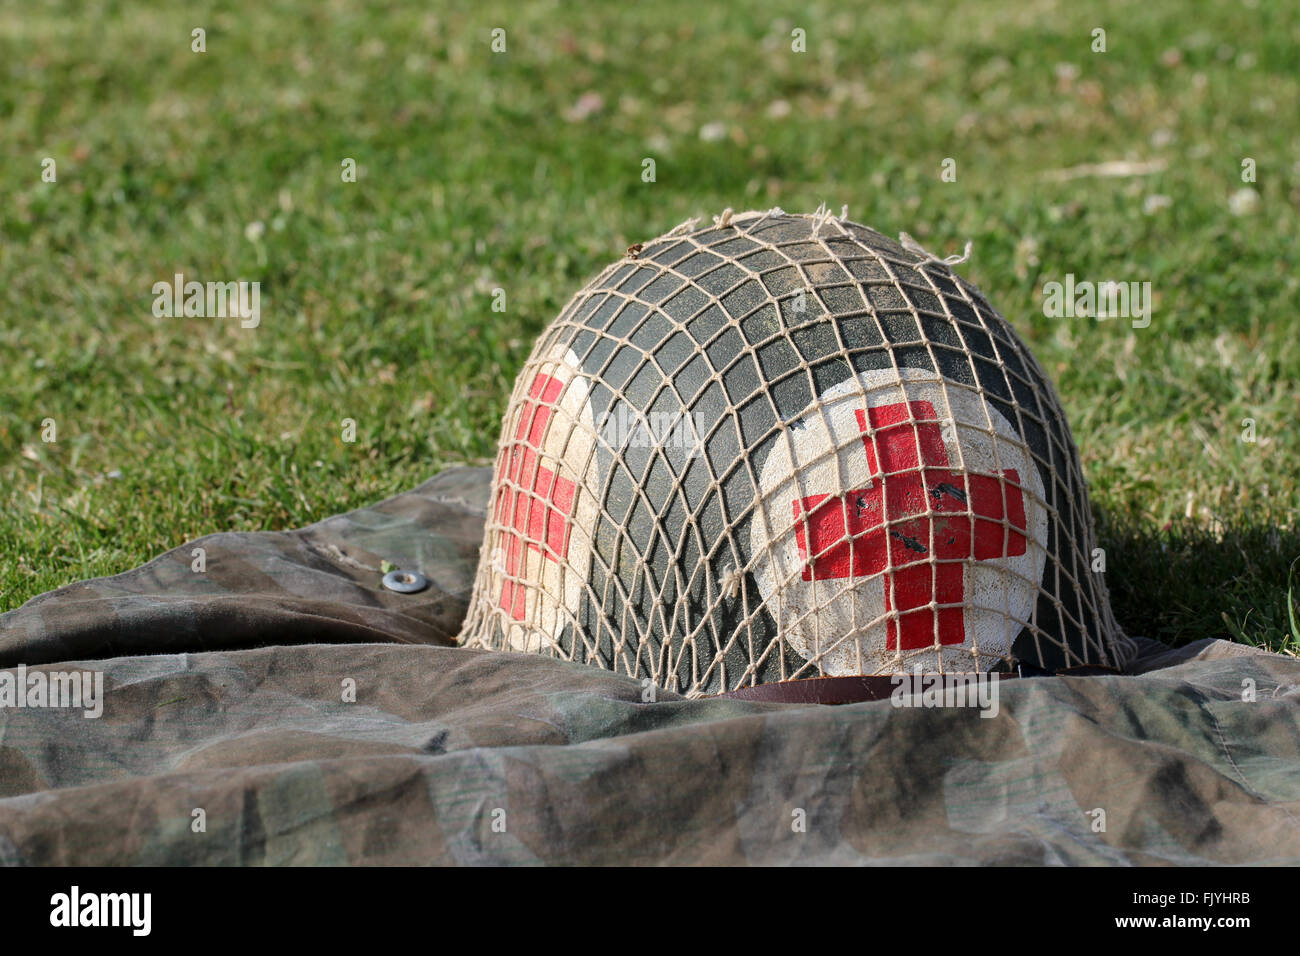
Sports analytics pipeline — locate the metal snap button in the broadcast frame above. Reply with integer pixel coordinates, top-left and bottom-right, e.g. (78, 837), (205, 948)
(382, 569), (429, 594)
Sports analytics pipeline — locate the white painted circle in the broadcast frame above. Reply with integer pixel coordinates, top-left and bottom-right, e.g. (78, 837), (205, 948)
(749, 366), (1049, 674)
(486, 346), (599, 653)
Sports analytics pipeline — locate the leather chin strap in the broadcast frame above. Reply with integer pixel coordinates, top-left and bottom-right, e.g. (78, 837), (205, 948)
(716, 663), (1122, 705)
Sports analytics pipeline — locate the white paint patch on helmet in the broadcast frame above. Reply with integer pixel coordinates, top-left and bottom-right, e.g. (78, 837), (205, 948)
(486, 346), (599, 653)
(749, 366), (1049, 675)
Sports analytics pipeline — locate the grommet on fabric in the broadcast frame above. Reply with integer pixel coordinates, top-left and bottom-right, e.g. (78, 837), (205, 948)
(382, 569), (429, 594)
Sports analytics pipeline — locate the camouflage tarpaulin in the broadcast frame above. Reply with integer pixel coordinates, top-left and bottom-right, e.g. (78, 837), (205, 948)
(1, 467), (1299, 865)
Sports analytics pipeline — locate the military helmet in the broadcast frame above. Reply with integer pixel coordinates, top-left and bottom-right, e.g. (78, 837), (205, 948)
(459, 207), (1136, 697)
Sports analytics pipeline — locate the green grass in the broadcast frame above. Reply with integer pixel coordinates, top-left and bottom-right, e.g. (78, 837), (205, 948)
(1, 0), (1297, 654)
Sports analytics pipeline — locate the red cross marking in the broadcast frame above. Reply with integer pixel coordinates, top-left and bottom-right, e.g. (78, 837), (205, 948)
(495, 373), (577, 621)
(792, 400), (1028, 650)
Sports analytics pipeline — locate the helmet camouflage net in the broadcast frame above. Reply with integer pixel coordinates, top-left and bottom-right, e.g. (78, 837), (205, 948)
(459, 207), (1137, 697)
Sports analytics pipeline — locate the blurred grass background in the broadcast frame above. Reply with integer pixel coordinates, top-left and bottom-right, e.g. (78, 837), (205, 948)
(1, 0), (1297, 651)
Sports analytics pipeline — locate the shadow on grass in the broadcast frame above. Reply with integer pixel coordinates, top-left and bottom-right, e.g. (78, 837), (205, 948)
(1096, 509), (1300, 656)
